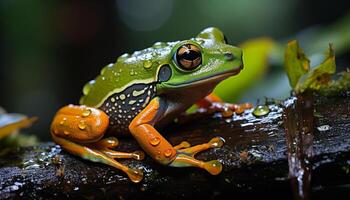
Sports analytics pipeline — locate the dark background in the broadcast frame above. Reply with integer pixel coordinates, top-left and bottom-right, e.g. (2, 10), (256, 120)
(1, 0), (349, 140)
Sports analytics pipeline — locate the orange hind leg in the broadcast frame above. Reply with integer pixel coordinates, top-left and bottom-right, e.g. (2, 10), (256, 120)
(50, 105), (144, 183)
(129, 97), (224, 175)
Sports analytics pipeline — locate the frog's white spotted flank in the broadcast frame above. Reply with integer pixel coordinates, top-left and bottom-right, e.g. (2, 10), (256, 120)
(99, 83), (156, 134)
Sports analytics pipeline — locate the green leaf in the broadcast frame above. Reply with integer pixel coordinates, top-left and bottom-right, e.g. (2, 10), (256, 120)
(295, 44), (336, 93)
(284, 40), (310, 88)
(214, 37), (276, 102)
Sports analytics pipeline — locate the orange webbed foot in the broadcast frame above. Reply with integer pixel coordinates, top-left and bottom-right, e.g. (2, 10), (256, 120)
(170, 137), (225, 175)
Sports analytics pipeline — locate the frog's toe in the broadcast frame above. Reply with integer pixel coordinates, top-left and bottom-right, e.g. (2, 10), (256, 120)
(101, 148), (145, 161)
(208, 137), (225, 148)
(174, 141), (191, 150)
(203, 160), (222, 175)
(178, 137), (224, 156)
(92, 137), (119, 149)
(132, 150), (145, 160)
(126, 168), (144, 183)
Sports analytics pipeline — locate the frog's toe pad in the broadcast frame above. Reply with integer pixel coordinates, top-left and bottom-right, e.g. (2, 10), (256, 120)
(133, 151), (145, 160)
(204, 160), (222, 175)
(126, 168), (144, 183)
(209, 137), (225, 148)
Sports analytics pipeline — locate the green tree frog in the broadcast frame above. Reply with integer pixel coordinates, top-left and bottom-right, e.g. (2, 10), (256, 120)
(50, 27), (251, 183)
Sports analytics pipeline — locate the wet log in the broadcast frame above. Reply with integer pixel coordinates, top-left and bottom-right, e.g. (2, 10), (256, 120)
(0, 94), (349, 200)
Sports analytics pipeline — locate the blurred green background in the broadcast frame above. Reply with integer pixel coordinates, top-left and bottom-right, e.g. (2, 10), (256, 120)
(1, 0), (349, 140)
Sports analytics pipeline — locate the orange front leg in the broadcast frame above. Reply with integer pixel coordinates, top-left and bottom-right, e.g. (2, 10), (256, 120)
(196, 93), (253, 115)
(129, 97), (223, 175)
(51, 105), (144, 183)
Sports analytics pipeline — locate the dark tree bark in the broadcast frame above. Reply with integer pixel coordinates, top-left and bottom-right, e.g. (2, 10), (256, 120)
(0, 94), (349, 200)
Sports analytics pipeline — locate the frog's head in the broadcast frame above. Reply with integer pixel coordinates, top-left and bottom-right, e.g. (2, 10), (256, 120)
(157, 27), (243, 93)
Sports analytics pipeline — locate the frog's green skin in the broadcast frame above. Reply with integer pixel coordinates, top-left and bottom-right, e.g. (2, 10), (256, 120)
(80, 27), (242, 133)
(51, 27), (243, 183)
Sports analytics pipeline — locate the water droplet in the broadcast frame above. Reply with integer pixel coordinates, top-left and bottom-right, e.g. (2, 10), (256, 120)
(100, 67), (107, 75)
(153, 42), (166, 49)
(164, 149), (172, 157)
(82, 80), (95, 95)
(133, 51), (141, 56)
(149, 137), (160, 146)
(101, 77), (106, 81)
(151, 52), (160, 57)
(143, 60), (152, 69)
(78, 122), (87, 130)
(59, 117), (67, 125)
(253, 105), (270, 117)
(82, 109), (91, 117)
(118, 53), (130, 62)
(195, 38), (205, 44)
(63, 130), (70, 135)
(222, 109), (233, 117)
(317, 125), (330, 132)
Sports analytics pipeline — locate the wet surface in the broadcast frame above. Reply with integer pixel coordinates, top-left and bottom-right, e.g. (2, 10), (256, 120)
(0, 94), (349, 199)
(283, 94), (314, 200)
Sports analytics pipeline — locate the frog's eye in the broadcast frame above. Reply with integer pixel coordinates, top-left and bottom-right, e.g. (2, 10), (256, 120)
(175, 44), (202, 70)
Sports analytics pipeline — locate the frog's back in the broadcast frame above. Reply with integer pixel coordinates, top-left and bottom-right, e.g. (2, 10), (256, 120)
(80, 42), (175, 107)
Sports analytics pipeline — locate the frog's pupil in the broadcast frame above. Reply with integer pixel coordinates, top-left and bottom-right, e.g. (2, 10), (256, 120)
(181, 50), (200, 61)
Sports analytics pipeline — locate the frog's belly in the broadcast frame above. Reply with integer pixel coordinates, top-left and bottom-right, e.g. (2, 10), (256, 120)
(99, 83), (156, 136)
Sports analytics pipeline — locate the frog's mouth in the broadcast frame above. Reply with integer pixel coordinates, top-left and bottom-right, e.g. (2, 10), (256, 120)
(165, 65), (242, 89)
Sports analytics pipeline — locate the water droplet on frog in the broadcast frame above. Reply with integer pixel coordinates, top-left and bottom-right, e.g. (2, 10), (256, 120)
(78, 121), (87, 130)
(151, 52), (160, 57)
(100, 68), (106, 75)
(195, 38), (205, 44)
(82, 80), (95, 95)
(253, 105), (270, 117)
(101, 64), (113, 75)
(63, 130), (70, 135)
(153, 42), (166, 49)
(118, 53), (130, 61)
(164, 149), (172, 157)
(133, 51), (141, 56)
(101, 77), (106, 81)
(82, 109), (91, 117)
(143, 60), (152, 69)
(149, 137), (160, 146)
(59, 117), (67, 125)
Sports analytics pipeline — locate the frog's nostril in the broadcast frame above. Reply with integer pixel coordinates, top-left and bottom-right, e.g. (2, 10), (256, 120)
(224, 53), (234, 61)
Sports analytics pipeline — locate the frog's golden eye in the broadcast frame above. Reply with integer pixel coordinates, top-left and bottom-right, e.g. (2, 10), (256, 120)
(175, 44), (202, 70)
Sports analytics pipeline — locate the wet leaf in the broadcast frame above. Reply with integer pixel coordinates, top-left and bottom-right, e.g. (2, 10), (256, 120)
(319, 70), (350, 95)
(0, 113), (38, 140)
(295, 44), (336, 93)
(284, 40), (310, 88)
